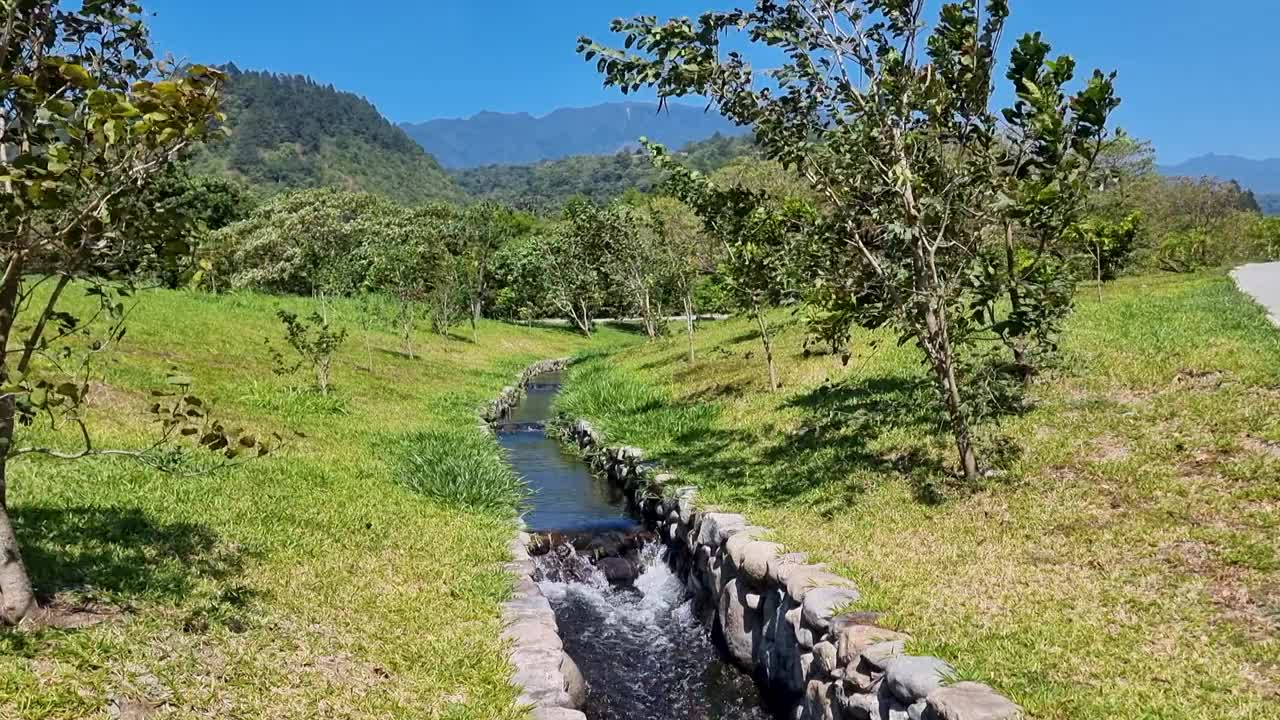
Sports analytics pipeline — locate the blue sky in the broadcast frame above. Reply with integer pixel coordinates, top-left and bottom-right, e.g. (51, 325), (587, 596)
(146, 1), (1278, 163)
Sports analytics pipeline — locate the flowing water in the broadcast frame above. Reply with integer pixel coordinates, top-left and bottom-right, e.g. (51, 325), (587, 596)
(494, 372), (775, 720)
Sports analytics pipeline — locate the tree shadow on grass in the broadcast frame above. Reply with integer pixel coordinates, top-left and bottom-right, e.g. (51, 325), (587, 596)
(651, 374), (961, 512)
(10, 505), (254, 635)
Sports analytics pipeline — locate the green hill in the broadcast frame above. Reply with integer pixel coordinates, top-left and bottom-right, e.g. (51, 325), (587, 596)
(450, 133), (755, 212)
(194, 67), (463, 205)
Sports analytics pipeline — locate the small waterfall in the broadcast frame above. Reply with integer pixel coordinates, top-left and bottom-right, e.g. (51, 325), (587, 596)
(533, 542), (774, 720)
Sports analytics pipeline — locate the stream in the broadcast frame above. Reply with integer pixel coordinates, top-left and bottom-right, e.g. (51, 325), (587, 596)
(494, 371), (775, 720)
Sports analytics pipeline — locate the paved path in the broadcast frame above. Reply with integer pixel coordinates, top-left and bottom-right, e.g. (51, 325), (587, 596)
(1232, 262), (1280, 327)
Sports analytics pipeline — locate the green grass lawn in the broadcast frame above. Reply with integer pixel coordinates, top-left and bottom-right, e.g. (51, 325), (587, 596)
(0, 287), (631, 720)
(555, 272), (1280, 720)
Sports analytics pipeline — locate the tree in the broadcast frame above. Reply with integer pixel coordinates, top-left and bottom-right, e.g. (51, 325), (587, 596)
(596, 201), (667, 340)
(653, 149), (810, 392)
(537, 201), (610, 336)
(581, 0), (1119, 480)
(0, 1), (268, 624)
(451, 202), (512, 342)
(647, 196), (717, 361)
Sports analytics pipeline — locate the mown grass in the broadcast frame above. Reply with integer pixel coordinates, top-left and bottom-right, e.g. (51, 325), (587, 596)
(0, 287), (631, 720)
(555, 272), (1280, 720)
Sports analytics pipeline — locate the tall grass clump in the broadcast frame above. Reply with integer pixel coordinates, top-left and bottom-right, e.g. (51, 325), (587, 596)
(554, 357), (718, 451)
(390, 430), (527, 514)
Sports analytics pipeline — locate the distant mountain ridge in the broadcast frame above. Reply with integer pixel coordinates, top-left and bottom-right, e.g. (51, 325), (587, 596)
(400, 102), (747, 169)
(1160, 154), (1280, 216)
(194, 66), (463, 205)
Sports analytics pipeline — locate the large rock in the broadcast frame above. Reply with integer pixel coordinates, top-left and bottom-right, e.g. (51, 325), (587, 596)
(766, 552), (810, 586)
(923, 682), (1023, 720)
(785, 566), (857, 604)
(837, 687), (913, 720)
(883, 656), (956, 704)
(740, 541), (784, 585)
(560, 653), (587, 709)
(858, 640), (907, 674)
(802, 586), (861, 632)
(503, 620), (563, 652)
(697, 513), (746, 546)
(837, 625), (912, 666)
(803, 679), (835, 720)
(597, 556), (637, 584)
(718, 578), (761, 668)
(812, 641), (839, 677)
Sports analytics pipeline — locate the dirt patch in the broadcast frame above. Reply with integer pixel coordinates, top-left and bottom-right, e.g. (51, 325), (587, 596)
(1240, 435), (1280, 461)
(1159, 540), (1279, 643)
(22, 598), (123, 631)
(1174, 369), (1227, 391)
(107, 697), (156, 720)
(1089, 434), (1132, 463)
(310, 653), (391, 686)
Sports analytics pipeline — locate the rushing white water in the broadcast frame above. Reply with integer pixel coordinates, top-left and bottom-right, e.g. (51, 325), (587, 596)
(535, 544), (774, 720)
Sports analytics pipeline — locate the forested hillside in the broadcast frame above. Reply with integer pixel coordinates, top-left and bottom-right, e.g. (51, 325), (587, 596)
(194, 67), (463, 204)
(450, 133), (755, 211)
(400, 101), (746, 168)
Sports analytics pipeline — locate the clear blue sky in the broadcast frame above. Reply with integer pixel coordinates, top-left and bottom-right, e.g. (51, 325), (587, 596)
(145, 1), (1278, 164)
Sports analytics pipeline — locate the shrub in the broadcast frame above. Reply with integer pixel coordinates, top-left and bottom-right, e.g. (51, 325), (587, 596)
(392, 430), (527, 514)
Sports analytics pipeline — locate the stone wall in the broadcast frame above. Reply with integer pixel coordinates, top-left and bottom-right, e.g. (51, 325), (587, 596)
(484, 359), (587, 720)
(562, 419), (1024, 720)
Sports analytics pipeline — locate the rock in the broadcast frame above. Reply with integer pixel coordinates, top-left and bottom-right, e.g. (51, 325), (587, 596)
(511, 648), (572, 708)
(883, 656), (956, 704)
(741, 541), (784, 585)
(923, 682), (1023, 720)
(560, 653), (587, 709)
(858, 640), (907, 674)
(802, 586), (861, 632)
(812, 641), (839, 676)
(766, 552), (810, 586)
(531, 708), (588, 720)
(837, 624), (912, 666)
(837, 688), (881, 720)
(909, 700), (928, 720)
(718, 578), (760, 668)
(698, 513), (746, 547)
(597, 556), (637, 584)
(785, 566), (856, 604)
(503, 620), (563, 652)
(803, 679), (835, 720)
(844, 668), (880, 694)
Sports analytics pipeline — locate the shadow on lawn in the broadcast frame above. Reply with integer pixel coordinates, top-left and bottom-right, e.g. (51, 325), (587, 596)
(12, 505), (253, 630)
(653, 373), (964, 511)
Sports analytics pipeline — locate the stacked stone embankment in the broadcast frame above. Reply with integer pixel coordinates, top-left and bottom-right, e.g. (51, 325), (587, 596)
(563, 419), (1023, 720)
(483, 358), (587, 720)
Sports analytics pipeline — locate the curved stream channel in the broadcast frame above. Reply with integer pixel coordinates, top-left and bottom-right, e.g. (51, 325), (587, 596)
(494, 371), (775, 720)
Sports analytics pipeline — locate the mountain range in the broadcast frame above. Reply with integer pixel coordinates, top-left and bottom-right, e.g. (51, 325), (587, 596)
(399, 102), (747, 169)
(1159, 154), (1280, 215)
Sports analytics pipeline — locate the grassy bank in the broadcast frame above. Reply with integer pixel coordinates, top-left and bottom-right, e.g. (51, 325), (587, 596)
(555, 272), (1280, 720)
(0, 287), (629, 720)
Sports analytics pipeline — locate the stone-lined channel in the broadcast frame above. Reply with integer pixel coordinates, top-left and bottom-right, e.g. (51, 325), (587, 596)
(495, 370), (775, 720)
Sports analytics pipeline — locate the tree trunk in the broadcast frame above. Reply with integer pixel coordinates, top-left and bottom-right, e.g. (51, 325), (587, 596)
(918, 289), (981, 482)
(0, 494), (36, 626)
(1003, 224), (1030, 384)
(683, 290), (696, 363)
(752, 301), (779, 393)
(641, 290), (656, 340)
(0, 252), (35, 624)
(470, 297), (481, 344)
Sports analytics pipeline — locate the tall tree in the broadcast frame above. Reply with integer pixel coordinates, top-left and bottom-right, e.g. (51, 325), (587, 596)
(647, 196), (717, 361)
(0, 0), (251, 624)
(581, 0), (1119, 479)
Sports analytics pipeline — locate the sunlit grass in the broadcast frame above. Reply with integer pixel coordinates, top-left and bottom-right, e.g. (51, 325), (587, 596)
(0, 286), (633, 720)
(554, 272), (1280, 720)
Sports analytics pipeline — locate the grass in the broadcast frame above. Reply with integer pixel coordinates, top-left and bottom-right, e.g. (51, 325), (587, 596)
(0, 286), (632, 720)
(554, 272), (1280, 720)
